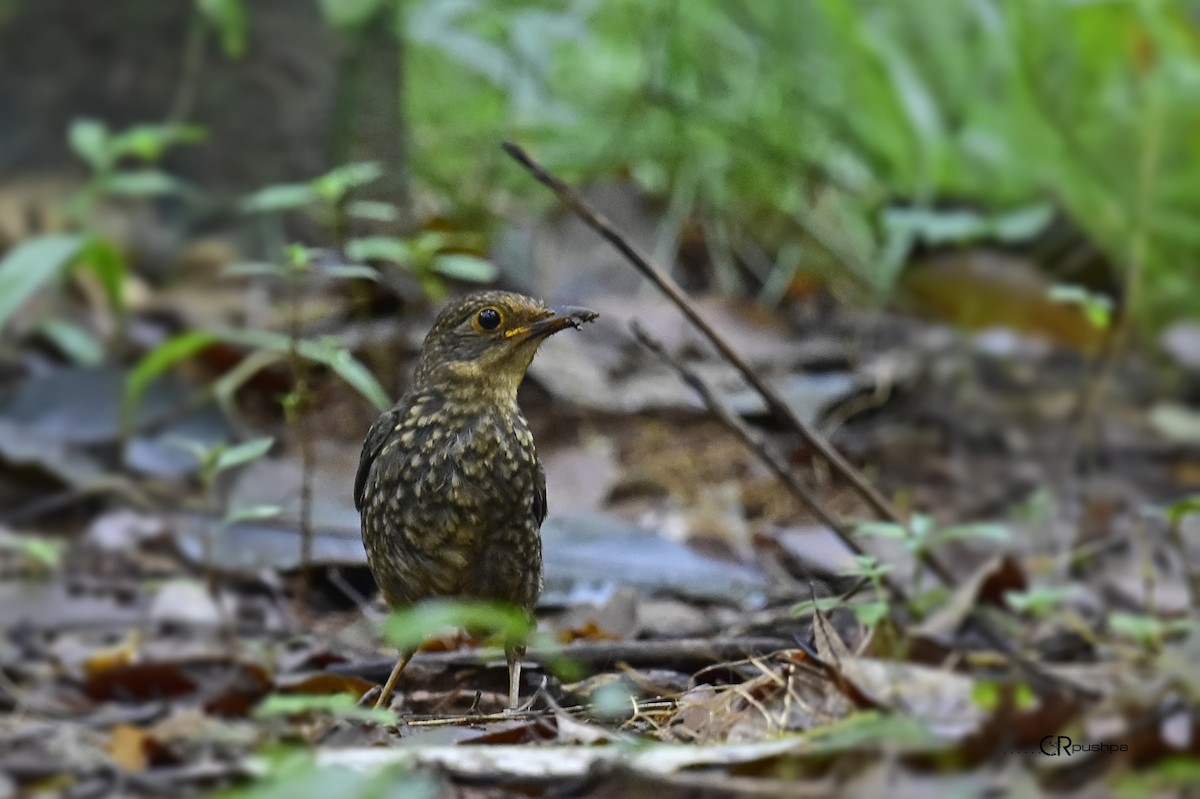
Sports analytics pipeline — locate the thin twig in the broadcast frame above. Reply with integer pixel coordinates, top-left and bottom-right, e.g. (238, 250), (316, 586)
(501, 142), (887, 512)
(631, 322), (908, 607)
(165, 8), (208, 125)
(500, 141), (957, 589)
(502, 141), (1097, 701)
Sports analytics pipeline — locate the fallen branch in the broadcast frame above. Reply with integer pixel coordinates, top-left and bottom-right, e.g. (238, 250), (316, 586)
(500, 141), (957, 590)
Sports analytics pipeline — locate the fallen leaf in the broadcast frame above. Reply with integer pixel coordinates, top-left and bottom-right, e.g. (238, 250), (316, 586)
(83, 630), (142, 679)
(107, 724), (151, 773)
(275, 672), (375, 698)
(914, 554), (1027, 640)
(148, 580), (226, 628)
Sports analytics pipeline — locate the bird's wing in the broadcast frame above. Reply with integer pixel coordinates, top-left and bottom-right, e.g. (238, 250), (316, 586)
(354, 408), (400, 512)
(532, 459), (548, 528)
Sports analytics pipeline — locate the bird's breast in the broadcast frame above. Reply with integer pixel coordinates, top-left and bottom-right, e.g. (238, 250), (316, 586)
(361, 396), (542, 605)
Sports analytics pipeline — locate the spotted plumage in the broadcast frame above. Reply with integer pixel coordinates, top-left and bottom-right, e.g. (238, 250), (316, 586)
(355, 290), (597, 709)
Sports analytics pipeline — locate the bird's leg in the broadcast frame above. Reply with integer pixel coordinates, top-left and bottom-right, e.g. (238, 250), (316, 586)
(505, 644), (524, 710)
(374, 648), (414, 711)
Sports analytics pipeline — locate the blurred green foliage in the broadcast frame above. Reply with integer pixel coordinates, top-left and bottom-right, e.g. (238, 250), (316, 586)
(3, 0), (1198, 359)
(399, 0), (1198, 318)
(215, 748), (438, 799)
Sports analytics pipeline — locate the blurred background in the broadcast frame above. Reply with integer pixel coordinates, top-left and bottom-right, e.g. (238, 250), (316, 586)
(2, 0), (1200, 789)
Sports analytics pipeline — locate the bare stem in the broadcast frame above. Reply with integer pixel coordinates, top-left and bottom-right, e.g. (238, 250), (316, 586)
(500, 141), (957, 589)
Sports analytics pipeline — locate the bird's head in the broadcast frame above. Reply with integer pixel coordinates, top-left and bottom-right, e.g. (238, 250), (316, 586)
(413, 290), (598, 402)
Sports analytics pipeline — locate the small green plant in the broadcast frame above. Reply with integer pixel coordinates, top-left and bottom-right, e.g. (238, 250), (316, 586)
(0, 531), (67, 575)
(240, 161), (384, 230)
(792, 555), (893, 629)
(344, 231), (496, 299)
(856, 514), (1010, 591)
(254, 693), (396, 725)
(172, 436), (280, 600)
(970, 680), (1036, 713)
(239, 160), (495, 299)
(385, 599), (533, 654)
(0, 120), (203, 355)
(1047, 284), (1115, 330)
(215, 747), (439, 799)
(1108, 612), (1195, 652)
(1003, 585), (1084, 618)
(66, 118), (205, 220)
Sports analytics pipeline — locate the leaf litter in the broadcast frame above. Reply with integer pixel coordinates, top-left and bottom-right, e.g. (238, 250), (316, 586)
(2, 251), (1199, 797)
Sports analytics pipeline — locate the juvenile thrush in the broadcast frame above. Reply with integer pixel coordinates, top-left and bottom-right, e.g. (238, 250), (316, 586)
(354, 290), (597, 709)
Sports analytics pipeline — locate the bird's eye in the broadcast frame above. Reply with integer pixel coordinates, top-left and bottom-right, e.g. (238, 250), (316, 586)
(476, 307), (502, 331)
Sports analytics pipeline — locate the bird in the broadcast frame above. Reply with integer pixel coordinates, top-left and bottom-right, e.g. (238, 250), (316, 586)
(354, 290), (598, 710)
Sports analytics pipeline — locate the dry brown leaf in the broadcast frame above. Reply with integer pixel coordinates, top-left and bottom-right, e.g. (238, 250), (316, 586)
(915, 554), (1027, 640)
(815, 611), (986, 741)
(556, 620), (623, 644)
(275, 672), (375, 698)
(83, 630), (141, 679)
(107, 724), (151, 773)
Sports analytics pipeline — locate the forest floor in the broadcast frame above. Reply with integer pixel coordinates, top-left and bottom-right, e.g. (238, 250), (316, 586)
(2, 177), (1200, 798)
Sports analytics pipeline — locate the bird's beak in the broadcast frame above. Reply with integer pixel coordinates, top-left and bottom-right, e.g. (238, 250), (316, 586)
(504, 306), (599, 340)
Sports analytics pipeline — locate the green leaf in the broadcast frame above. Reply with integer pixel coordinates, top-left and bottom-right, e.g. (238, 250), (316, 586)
(210, 350), (282, 408)
(104, 169), (185, 197)
(213, 436), (275, 474)
(197, 0), (247, 57)
(432, 253), (497, 283)
(909, 513), (935, 539)
(1108, 612), (1166, 646)
(68, 118), (110, 171)
(1047, 284), (1114, 330)
(37, 318), (105, 365)
(224, 504), (283, 526)
(311, 162), (383, 203)
(1004, 585), (1082, 617)
(78, 238), (128, 318)
(851, 600), (890, 627)
(240, 184), (318, 213)
(125, 330), (218, 424)
(842, 554), (893, 579)
(224, 750), (440, 799)
(345, 236), (412, 263)
(254, 693), (394, 725)
(855, 521), (909, 540)
(216, 329), (391, 411)
(315, 341), (391, 411)
(1165, 496), (1200, 526)
(346, 200), (399, 222)
(0, 234), (88, 332)
(318, 264), (380, 282)
(108, 124), (206, 162)
(991, 204), (1055, 242)
(0, 531), (67, 572)
(165, 436), (216, 467)
(318, 0), (386, 31)
(385, 600), (532, 651)
(223, 262), (292, 279)
(928, 523), (1011, 546)
(807, 711), (940, 755)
